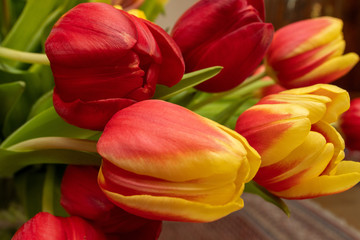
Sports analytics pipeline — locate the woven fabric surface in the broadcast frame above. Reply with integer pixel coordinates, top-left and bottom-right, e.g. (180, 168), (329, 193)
(159, 193), (360, 240)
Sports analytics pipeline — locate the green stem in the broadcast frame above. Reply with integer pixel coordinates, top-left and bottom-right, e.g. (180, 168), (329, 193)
(188, 71), (270, 111)
(0, 46), (50, 65)
(42, 165), (55, 214)
(7, 137), (98, 152)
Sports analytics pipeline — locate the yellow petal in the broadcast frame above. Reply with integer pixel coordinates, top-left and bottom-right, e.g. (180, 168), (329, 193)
(270, 169), (360, 199)
(282, 83), (351, 123)
(287, 17), (343, 58)
(99, 170), (245, 222)
(264, 93), (331, 123)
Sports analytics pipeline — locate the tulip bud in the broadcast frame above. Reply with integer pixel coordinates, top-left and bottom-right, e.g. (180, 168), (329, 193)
(61, 165), (162, 239)
(265, 17), (359, 89)
(235, 84), (360, 199)
(45, 3), (184, 130)
(171, 0), (274, 93)
(97, 100), (261, 222)
(12, 212), (106, 240)
(340, 98), (360, 151)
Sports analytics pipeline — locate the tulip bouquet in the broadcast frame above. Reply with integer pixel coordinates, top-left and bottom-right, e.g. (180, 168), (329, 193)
(0, 0), (359, 239)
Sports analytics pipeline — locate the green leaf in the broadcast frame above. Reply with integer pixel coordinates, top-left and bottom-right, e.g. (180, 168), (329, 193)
(1, 0), (63, 66)
(245, 181), (290, 216)
(27, 90), (53, 119)
(0, 148), (101, 177)
(140, 0), (168, 22)
(14, 165), (69, 219)
(0, 81), (25, 128)
(0, 64), (54, 137)
(153, 66), (222, 100)
(1, 107), (99, 149)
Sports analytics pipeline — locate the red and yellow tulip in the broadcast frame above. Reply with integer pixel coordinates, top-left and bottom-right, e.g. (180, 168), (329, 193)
(45, 3), (184, 130)
(265, 17), (359, 89)
(235, 84), (360, 199)
(97, 100), (260, 222)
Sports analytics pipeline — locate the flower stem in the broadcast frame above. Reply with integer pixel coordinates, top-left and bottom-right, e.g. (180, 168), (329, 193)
(188, 71), (271, 111)
(42, 165), (55, 214)
(7, 137), (98, 153)
(0, 46), (50, 65)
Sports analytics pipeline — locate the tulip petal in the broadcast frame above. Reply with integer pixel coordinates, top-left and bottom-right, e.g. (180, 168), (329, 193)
(53, 90), (135, 131)
(142, 19), (185, 87)
(256, 132), (334, 192)
(289, 53), (359, 89)
(282, 84), (350, 123)
(98, 100), (250, 181)
(99, 168), (245, 222)
(267, 17), (342, 62)
(189, 23), (273, 92)
(270, 161), (360, 199)
(236, 104), (311, 166)
(259, 93), (330, 124)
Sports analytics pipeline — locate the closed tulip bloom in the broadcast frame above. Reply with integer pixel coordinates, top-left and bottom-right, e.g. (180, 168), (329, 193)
(265, 17), (359, 89)
(235, 84), (360, 199)
(97, 100), (261, 222)
(61, 165), (162, 239)
(45, 3), (184, 130)
(340, 98), (360, 151)
(12, 212), (106, 240)
(171, 0), (274, 92)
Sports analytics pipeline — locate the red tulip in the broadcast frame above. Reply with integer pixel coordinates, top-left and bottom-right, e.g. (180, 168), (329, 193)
(61, 165), (162, 239)
(340, 98), (360, 151)
(171, 0), (273, 92)
(45, 2), (184, 130)
(12, 212), (106, 240)
(265, 17), (359, 89)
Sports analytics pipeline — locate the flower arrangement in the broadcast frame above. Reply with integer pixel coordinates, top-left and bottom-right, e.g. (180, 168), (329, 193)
(0, 0), (359, 239)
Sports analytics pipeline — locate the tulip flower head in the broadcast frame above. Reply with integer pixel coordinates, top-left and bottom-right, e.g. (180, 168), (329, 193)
(265, 17), (359, 89)
(171, 0), (274, 92)
(97, 100), (261, 222)
(236, 84), (360, 199)
(340, 98), (360, 151)
(12, 212), (106, 240)
(45, 3), (184, 130)
(61, 165), (162, 239)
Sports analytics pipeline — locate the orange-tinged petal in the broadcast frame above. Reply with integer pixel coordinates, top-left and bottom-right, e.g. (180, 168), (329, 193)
(236, 104), (311, 166)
